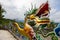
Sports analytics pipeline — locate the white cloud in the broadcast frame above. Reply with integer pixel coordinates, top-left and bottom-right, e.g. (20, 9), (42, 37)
(0, 0), (47, 20)
(49, 11), (60, 23)
(0, 0), (13, 6)
(49, 8), (57, 16)
(11, 0), (47, 10)
(48, 0), (60, 22)
(0, 0), (60, 22)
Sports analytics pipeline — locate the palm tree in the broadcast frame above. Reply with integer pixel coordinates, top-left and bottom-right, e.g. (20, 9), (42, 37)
(0, 4), (5, 19)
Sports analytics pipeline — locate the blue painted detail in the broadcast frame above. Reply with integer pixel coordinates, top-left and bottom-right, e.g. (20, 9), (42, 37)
(55, 28), (60, 37)
(55, 23), (60, 37)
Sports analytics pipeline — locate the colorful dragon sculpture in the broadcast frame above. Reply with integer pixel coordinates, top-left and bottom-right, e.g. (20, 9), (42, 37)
(13, 1), (58, 40)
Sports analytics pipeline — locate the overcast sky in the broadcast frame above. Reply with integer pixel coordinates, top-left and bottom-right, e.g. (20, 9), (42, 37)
(0, 0), (60, 22)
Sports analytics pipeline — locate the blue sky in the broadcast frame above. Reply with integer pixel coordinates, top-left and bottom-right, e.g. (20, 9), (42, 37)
(0, 0), (60, 22)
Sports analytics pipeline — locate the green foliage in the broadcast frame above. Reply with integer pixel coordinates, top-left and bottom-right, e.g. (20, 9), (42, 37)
(0, 18), (16, 29)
